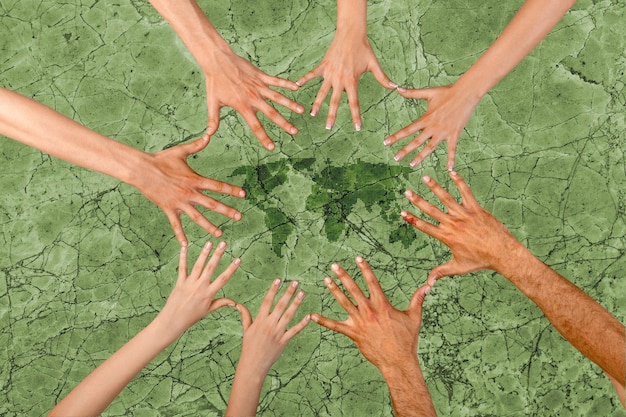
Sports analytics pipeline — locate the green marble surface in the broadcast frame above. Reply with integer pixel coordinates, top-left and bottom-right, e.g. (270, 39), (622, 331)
(1, 0), (625, 415)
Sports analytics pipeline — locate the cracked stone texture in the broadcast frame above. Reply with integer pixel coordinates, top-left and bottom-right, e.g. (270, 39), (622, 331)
(1, 0), (625, 416)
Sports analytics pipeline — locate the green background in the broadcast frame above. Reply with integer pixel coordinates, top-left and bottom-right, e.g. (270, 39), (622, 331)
(1, 0), (625, 415)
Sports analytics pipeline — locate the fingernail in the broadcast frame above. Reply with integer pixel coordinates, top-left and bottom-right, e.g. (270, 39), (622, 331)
(324, 277), (332, 286)
(356, 256), (364, 263)
(398, 86), (407, 93)
(410, 161), (417, 168)
(274, 278), (281, 286)
(325, 122), (333, 130)
(310, 109), (317, 117)
(383, 139), (390, 146)
(355, 123), (361, 132)
(310, 314), (319, 323)
(290, 127), (298, 135)
(181, 245), (188, 253)
(234, 212), (242, 221)
(267, 143), (275, 151)
(404, 190), (413, 198)
(291, 280), (299, 288)
(296, 106), (304, 113)
(218, 241), (227, 249)
(331, 263), (339, 272)
(214, 229), (223, 237)
(389, 82), (398, 88)
(234, 258), (241, 265)
(394, 154), (401, 162)
(422, 175), (431, 183)
(297, 291), (305, 299)
(450, 170), (458, 177)
(238, 190), (246, 197)
(424, 286), (432, 295)
(204, 241), (213, 250)
(305, 314), (311, 322)
(400, 210), (408, 218)
(295, 81), (302, 87)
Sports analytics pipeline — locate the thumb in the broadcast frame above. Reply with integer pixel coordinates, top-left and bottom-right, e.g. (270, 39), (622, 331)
(369, 60), (397, 90)
(427, 260), (461, 286)
(207, 298), (237, 314)
(407, 283), (431, 318)
(206, 99), (221, 136)
(182, 134), (211, 157)
(235, 303), (253, 331)
(398, 87), (436, 101)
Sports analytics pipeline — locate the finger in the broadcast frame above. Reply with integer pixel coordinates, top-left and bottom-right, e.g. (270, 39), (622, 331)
(236, 303), (254, 331)
(393, 131), (431, 162)
(398, 87), (436, 101)
(200, 177), (246, 199)
(177, 244), (189, 283)
(325, 88), (343, 130)
(240, 110), (275, 151)
(384, 120), (425, 147)
(310, 313), (351, 337)
(195, 194), (242, 221)
(346, 84), (362, 131)
(282, 313), (311, 342)
(449, 170), (479, 209)
(369, 61), (397, 90)
(404, 189), (446, 223)
(166, 212), (187, 247)
(354, 257), (384, 300)
(296, 67), (322, 87)
(264, 88), (304, 115)
(259, 278), (282, 316)
(400, 210), (440, 238)
(409, 138), (442, 168)
(331, 263), (368, 306)
(311, 80), (332, 117)
(211, 257), (241, 291)
(427, 260), (460, 286)
(190, 241), (214, 279)
(179, 134), (211, 157)
(278, 290), (305, 328)
(184, 206), (222, 237)
(207, 297), (237, 314)
(262, 73), (300, 92)
(200, 241), (227, 281)
(206, 99), (221, 136)
(421, 175), (460, 211)
(272, 280), (300, 319)
(257, 101), (299, 136)
(407, 284), (432, 319)
(447, 138), (458, 171)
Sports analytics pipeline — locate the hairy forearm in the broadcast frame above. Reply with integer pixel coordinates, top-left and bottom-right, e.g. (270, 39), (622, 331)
(0, 87), (147, 185)
(456, 0), (575, 99)
(48, 319), (180, 416)
(381, 358), (437, 417)
(148, 0), (231, 68)
(498, 243), (625, 386)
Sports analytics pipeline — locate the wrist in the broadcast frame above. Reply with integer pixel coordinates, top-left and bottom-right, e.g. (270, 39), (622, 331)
(149, 312), (187, 345)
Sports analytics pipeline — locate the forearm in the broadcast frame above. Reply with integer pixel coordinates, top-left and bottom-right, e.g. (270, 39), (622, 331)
(0, 87), (147, 185)
(336, 0), (367, 36)
(498, 244), (625, 385)
(455, 0), (575, 99)
(49, 319), (180, 416)
(381, 358), (437, 417)
(225, 358), (266, 417)
(147, 0), (231, 68)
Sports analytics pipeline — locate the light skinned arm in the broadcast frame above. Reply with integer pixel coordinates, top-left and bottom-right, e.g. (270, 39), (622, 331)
(225, 279), (310, 417)
(401, 171), (625, 405)
(311, 258), (437, 417)
(385, 0), (576, 169)
(48, 241), (241, 416)
(0, 87), (245, 244)
(297, 0), (397, 131)
(147, 0), (304, 151)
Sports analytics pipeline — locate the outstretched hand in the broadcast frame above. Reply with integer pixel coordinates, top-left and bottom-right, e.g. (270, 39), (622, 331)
(131, 134), (245, 245)
(297, 34), (396, 131)
(312, 257), (430, 371)
(203, 49), (304, 150)
(156, 241), (240, 337)
(385, 84), (480, 170)
(401, 171), (521, 285)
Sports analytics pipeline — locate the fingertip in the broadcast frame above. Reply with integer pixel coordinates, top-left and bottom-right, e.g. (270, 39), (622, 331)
(304, 313), (311, 322)
(310, 314), (319, 323)
(383, 138), (391, 146)
(355, 122), (361, 132)
(296, 105), (304, 114)
(218, 241), (227, 250)
(325, 121), (333, 130)
(355, 256), (364, 264)
(238, 189), (246, 198)
(274, 278), (282, 287)
(213, 229), (223, 238)
(397, 86), (407, 93)
(422, 175), (431, 184)
(400, 210), (409, 218)
(266, 142), (276, 151)
(289, 126), (299, 135)
(310, 108), (318, 117)
(331, 263), (339, 272)
(234, 257), (241, 265)
(450, 170), (458, 177)
(323, 276), (332, 286)
(404, 190), (413, 198)
(204, 241), (213, 250)
(234, 212), (242, 221)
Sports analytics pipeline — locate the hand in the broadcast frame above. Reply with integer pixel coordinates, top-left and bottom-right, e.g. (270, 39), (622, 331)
(131, 134), (245, 245)
(384, 83), (481, 170)
(203, 49), (304, 151)
(297, 33), (396, 131)
(155, 241), (240, 338)
(401, 171), (521, 285)
(235, 279), (310, 377)
(311, 257), (431, 371)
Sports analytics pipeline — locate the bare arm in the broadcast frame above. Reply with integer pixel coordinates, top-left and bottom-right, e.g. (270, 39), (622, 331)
(386, 0), (576, 169)
(312, 258), (437, 417)
(48, 242), (240, 416)
(402, 171), (625, 405)
(147, 0), (304, 150)
(0, 88), (245, 244)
